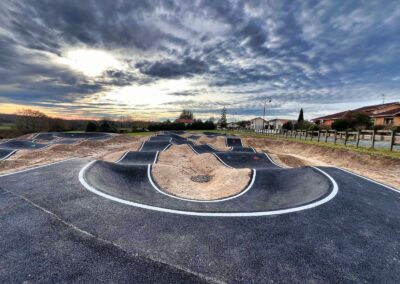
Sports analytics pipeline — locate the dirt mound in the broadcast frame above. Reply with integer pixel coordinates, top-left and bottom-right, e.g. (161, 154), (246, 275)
(196, 136), (229, 151)
(152, 144), (251, 200)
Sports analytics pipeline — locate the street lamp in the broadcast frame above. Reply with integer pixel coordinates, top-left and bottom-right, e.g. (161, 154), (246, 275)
(263, 98), (272, 132)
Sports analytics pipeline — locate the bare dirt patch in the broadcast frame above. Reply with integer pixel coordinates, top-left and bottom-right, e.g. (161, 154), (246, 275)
(196, 136), (230, 151)
(0, 135), (145, 175)
(152, 144), (251, 200)
(244, 137), (400, 189)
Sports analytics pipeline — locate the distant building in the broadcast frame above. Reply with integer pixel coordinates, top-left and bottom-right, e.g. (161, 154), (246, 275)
(249, 117), (268, 130)
(175, 118), (193, 125)
(227, 122), (239, 129)
(268, 118), (296, 130)
(312, 102), (400, 127)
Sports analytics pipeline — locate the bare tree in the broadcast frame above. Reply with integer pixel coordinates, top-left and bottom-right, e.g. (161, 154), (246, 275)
(15, 109), (49, 134)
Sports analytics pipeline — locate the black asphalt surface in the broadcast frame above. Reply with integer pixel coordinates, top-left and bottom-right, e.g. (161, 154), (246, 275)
(0, 139), (48, 150)
(190, 144), (219, 154)
(34, 132), (111, 141)
(214, 152), (277, 169)
(117, 151), (158, 165)
(226, 137), (243, 147)
(1, 134), (399, 282)
(0, 148), (16, 160)
(140, 141), (171, 152)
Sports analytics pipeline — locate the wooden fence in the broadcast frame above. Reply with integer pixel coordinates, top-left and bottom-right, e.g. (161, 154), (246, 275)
(238, 128), (400, 151)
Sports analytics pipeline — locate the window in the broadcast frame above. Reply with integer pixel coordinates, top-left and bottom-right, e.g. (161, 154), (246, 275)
(384, 117), (393, 125)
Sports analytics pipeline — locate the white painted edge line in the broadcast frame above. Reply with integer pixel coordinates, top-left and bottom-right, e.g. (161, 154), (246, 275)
(153, 151), (159, 164)
(212, 152), (234, 169)
(251, 147), (257, 153)
(264, 153), (282, 168)
(0, 158), (77, 178)
(147, 165), (256, 203)
(115, 151), (129, 163)
(188, 144), (200, 155)
(0, 138), (12, 145)
(78, 161), (338, 217)
(0, 149), (17, 161)
(206, 143), (221, 151)
(138, 141), (145, 152)
(335, 167), (400, 193)
(162, 143), (172, 152)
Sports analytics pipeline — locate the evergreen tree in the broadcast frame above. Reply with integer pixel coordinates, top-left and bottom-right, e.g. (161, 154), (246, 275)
(297, 108), (304, 122)
(220, 107), (227, 128)
(99, 121), (113, 132)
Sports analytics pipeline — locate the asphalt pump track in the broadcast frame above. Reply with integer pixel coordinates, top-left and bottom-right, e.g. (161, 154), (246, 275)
(80, 135), (338, 216)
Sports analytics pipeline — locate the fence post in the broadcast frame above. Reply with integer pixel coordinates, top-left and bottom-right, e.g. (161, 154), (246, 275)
(305, 130), (308, 140)
(390, 130), (395, 151)
(325, 131), (328, 143)
(356, 130), (361, 148)
(344, 131), (348, 146)
(371, 130), (376, 149)
(334, 130), (337, 144)
(317, 130), (321, 142)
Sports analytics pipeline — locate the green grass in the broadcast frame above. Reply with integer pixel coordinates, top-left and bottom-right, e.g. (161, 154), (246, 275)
(0, 125), (12, 130)
(126, 131), (155, 137)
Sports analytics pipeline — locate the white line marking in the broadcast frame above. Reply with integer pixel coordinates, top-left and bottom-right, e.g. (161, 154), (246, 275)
(335, 167), (400, 193)
(251, 147), (257, 153)
(147, 165), (256, 203)
(138, 141), (145, 152)
(78, 161), (338, 217)
(0, 158), (77, 178)
(162, 143), (172, 152)
(0, 149), (17, 161)
(263, 153), (282, 168)
(212, 153), (234, 169)
(188, 144), (200, 155)
(153, 151), (159, 164)
(115, 151), (129, 163)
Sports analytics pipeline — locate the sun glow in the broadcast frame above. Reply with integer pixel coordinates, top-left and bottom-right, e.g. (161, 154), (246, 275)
(57, 49), (125, 77)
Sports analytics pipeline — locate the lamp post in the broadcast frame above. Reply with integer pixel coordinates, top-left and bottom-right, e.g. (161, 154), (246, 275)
(263, 98), (271, 133)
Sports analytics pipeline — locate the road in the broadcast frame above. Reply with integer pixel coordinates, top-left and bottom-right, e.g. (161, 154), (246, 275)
(0, 155), (399, 282)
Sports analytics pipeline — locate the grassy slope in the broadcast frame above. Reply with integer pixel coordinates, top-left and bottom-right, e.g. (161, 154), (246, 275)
(193, 130), (400, 160)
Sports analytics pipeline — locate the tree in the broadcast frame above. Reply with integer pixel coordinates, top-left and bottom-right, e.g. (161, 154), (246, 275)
(179, 110), (194, 120)
(282, 121), (294, 130)
(351, 112), (372, 130)
(86, 122), (97, 132)
(220, 107), (227, 128)
(15, 109), (49, 134)
(297, 108), (304, 123)
(99, 121), (114, 132)
(331, 119), (350, 131)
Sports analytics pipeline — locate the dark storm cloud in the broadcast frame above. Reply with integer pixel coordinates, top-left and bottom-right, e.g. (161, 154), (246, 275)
(0, 0), (399, 119)
(136, 58), (208, 78)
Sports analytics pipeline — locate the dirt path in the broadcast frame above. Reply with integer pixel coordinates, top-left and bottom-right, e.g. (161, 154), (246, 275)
(152, 145), (251, 200)
(243, 137), (400, 190)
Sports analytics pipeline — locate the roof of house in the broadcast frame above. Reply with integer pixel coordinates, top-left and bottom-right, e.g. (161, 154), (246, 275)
(250, 117), (267, 122)
(175, 118), (193, 123)
(373, 106), (400, 117)
(312, 102), (400, 121)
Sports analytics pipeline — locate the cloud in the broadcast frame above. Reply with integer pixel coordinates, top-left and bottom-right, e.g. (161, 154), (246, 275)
(0, 0), (399, 121)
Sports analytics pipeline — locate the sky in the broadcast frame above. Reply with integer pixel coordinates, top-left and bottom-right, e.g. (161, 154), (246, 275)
(0, 0), (399, 122)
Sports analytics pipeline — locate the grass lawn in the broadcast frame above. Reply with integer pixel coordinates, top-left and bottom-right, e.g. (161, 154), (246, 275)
(0, 125), (12, 130)
(126, 131), (155, 137)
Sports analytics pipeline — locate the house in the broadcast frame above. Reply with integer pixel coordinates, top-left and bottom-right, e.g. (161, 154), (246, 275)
(249, 117), (268, 130)
(227, 122), (239, 129)
(175, 118), (193, 125)
(268, 118), (296, 130)
(312, 102), (400, 127)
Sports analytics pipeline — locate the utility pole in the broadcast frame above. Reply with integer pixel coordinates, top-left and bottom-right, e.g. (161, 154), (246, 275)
(263, 98), (272, 131)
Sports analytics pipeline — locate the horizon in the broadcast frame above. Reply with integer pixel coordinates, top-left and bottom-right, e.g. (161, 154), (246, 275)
(0, 1), (399, 122)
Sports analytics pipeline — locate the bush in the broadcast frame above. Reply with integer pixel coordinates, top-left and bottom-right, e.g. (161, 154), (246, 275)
(331, 119), (350, 131)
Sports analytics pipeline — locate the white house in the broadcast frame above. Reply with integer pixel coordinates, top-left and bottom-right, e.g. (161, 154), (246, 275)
(268, 118), (296, 130)
(249, 117), (268, 130)
(227, 122), (239, 129)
